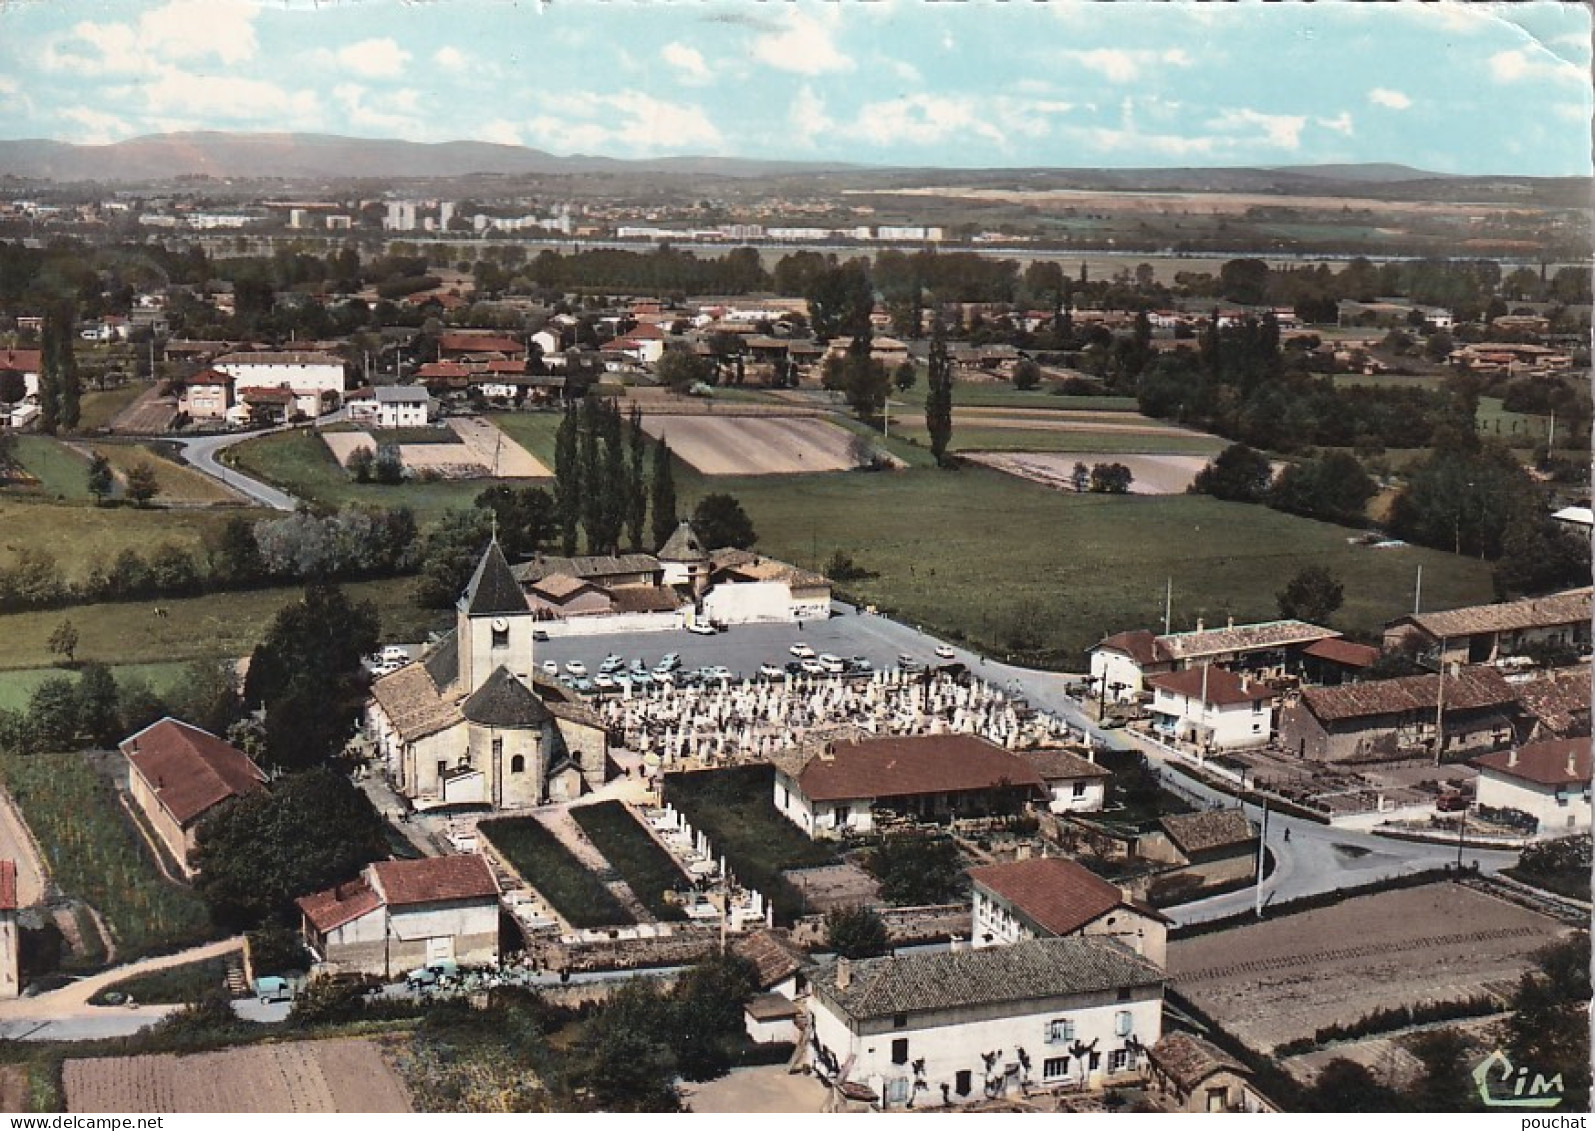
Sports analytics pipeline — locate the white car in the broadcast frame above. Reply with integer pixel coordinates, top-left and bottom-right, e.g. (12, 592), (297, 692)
(789, 642), (816, 659)
(541, 660), (559, 676)
(688, 622), (718, 636)
(565, 661), (587, 677)
(935, 644), (957, 660)
(593, 673), (616, 691)
(759, 663), (784, 679)
(819, 653), (845, 673)
(380, 645), (409, 664)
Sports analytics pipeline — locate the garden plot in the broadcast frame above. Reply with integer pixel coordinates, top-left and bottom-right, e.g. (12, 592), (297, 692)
(65, 1038), (413, 1112)
(447, 417), (550, 477)
(1168, 882), (1569, 1054)
(323, 428), (490, 478)
(321, 431), (380, 467)
(965, 452), (1220, 496)
(638, 414), (864, 475)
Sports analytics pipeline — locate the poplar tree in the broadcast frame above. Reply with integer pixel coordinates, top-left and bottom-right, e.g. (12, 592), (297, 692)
(650, 436), (677, 551)
(925, 321), (954, 466)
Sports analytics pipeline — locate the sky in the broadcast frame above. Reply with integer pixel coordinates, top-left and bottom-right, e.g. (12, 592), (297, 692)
(0, 0), (1590, 176)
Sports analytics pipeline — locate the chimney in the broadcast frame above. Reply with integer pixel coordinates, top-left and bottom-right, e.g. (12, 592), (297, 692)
(835, 957), (852, 991)
(1567, 748), (1578, 777)
(1227, 615), (1235, 630)
(1118, 884), (1135, 904)
(1196, 618), (1205, 633)
(1508, 746), (1519, 768)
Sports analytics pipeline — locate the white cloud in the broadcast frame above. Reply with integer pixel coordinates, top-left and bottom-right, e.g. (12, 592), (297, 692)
(473, 120), (524, 147)
(139, 0), (256, 64)
(434, 46), (468, 70)
(661, 42), (712, 84)
(848, 94), (1005, 149)
(333, 83), (419, 135)
(751, 11), (852, 75)
(884, 58), (922, 85)
(788, 86), (833, 150)
(338, 38), (411, 80)
(1317, 112), (1354, 137)
(59, 106), (135, 145)
(136, 69), (319, 124)
(1067, 48), (1193, 84)
(1368, 87), (1412, 110)
(523, 91), (722, 155)
(1212, 108), (1308, 150)
(1489, 47), (1586, 86)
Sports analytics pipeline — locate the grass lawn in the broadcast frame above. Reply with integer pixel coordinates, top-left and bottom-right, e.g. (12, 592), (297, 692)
(8, 437), (90, 501)
(675, 465), (1498, 667)
(1476, 396), (1555, 445)
(0, 500), (267, 583)
(0, 577), (445, 671)
(0, 662), (190, 711)
(888, 422), (1226, 456)
(1332, 374), (1445, 392)
(482, 412), (565, 470)
(91, 443), (238, 505)
(88, 955), (231, 1005)
(77, 383), (153, 433)
(477, 816), (634, 929)
(661, 765), (837, 924)
(225, 428), (521, 526)
(0, 751), (217, 964)
(569, 801), (688, 922)
(894, 380), (1138, 414)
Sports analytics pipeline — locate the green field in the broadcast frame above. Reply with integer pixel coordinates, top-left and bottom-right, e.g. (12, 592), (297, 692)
(0, 577), (444, 671)
(92, 443), (239, 505)
(77, 382), (153, 433)
(9, 437), (90, 500)
(0, 499), (263, 582)
(893, 380), (1138, 414)
(88, 955), (231, 1005)
(225, 428), (524, 525)
(0, 662), (190, 710)
(0, 751), (218, 964)
(477, 816), (634, 929)
(1332, 374), (1445, 392)
(569, 801), (688, 922)
(675, 464), (1497, 666)
(481, 412), (565, 470)
(661, 765), (837, 924)
(888, 422), (1226, 456)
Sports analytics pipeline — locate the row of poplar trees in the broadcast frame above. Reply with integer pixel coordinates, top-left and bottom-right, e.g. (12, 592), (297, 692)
(38, 302), (81, 434)
(553, 398), (677, 557)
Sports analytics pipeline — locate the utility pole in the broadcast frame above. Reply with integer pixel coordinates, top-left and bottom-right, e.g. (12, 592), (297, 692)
(1413, 564), (1422, 616)
(1254, 796), (1269, 919)
(1163, 578), (1172, 636)
(1433, 643), (1447, 766)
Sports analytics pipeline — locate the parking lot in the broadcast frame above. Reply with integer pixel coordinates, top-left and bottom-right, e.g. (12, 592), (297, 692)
(526, 603), (991, 691)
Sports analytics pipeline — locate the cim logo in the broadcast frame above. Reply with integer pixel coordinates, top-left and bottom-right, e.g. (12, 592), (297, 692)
(1473, 1049), (1564, 1109)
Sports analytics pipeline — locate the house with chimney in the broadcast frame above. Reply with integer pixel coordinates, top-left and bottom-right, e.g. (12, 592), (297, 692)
(297, 854), (501, 978)
(1145, 667), (1274, 751)
(1089, 619), (1341, 702)
(1383, 588), (1592, 668)
(120, 718), (268, 875)
(214, 350), (347, 418)
(967, 855), (1168, 966)
(1277, 667), (1518, 763)
(1473, 738), (1591, 836)
(806, 937), (1164, 1108)
(1145, 1033), (1274, 1113)
(772, 734), (1048, 839)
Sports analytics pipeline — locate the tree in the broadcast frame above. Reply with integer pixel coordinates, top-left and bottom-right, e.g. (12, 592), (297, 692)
(1011, 357), (1042, 391)
(691, 493), (756, 550)
(1268, 452), (1377, 526)
(474, 485), (556, 561)
(346, 445), (375, 483)
(1070, 461), (1090, 493)
(76, 662), (122, 748)
(650, 436), (678, 551)
(842, 335), (890, 423)
(1191, 443), (1274, 503)
(1089, 463), (1134, 494)
(124, 462), (160, 507)
(868, 835), (965, 906)
(1505, 933), (1591, 1111)
(25, 676), (79, 752)
(1276, 565), (1344, 623)
(47, 618), (78, 666)
(205, 515), (264, 588)
(86, 454), (113, 505)
(0, 370), (24, 405)
(825, 905), (889, 959)
(243, 584), (379, 772)
(192, 767), (390, 930)
(554, 402), (582, 556)
(625, 404), (648, 551)
(1298, 1058), (1405, 1113)
(655, 348), (710, 393)
(1492, 512), (1591, 599)
(171, 658), (242, 738)
(893, 360), (917, 392)
(570, 979), (681, 1112)
(415, 508), (493, 609)
(925, 322), (954, 466)
(671, 952), (758, 1081)
(804, 260), (874, 340)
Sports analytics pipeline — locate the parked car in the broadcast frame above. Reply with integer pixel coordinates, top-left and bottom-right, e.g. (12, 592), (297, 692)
(849, 656), (874, 673)
(406, 960), (459, 991)
(935, 644), (957, 660)
(759, 663), (784, 679)
(565, 661), (587, 677)
(659, 653), (681, 669)
(600, 655), (624, 673)
(380, 645), (409, 664)
(253, 976), (294, 1004)
(688, 622), (718, 636)
(541, 660), (559, 676)
(819, 653), (845, 673)
(790, 643), (816, 659)
(532, 629), (550, 642)
(801, 658), (825, 675)
(784, 660), (805, 676)
(593, 673), (616, 691)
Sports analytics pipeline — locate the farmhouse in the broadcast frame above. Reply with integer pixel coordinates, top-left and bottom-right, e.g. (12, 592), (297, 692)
(366, 541), (609, 809)
(806, 937), (1164, 1108)
(0, 349), (41, 398)
(214, 350), (346, 415)
(1089, 619), (1340, 701)
(1512, 667), (1591, 741)
(120, 718), (268, 876)
(1145, 667), (1274, 751)
(297, 854), (500, 978)
(371, 385), (434, 428)
(1473, 738), (1592, 837)
(772, 733), (1047, 839)
(1383, 588), (1592, 668)
(1021, 747), (1110, 814)
(967, 855), (1168, 965)
(1277, 667), (1517, 763)
(703, 548), (833, 625)
(180, 368), (235, 421)
(1139, 810), (1259, 892)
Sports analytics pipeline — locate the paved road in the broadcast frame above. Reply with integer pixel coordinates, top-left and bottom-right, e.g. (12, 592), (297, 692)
(171, 427), (302, 511)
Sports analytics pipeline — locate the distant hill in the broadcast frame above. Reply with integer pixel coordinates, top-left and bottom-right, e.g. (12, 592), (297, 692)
(0, 131), (858, 182)
(1265, 163), (1449, 183)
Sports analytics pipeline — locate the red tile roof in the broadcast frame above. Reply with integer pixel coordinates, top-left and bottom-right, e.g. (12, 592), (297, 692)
(1093, 629), (1168, 666)
(795, 734), (1045, 803)
(416, 362), (474, 379)
(0, 860), (17, 912)
(121, 718), (267, 827)
(369, 854), (499, 907)
(297, 877), (382, 933)
(1301, 667), (1514, 722)
(1147, 666), (1271, 708)
(968, 856), (1144, 936)
(1301, 638), (1381, 668)
(0, 350), (42, 372)
(440, 333), (521, 355)
(187, 367), (233, 386)
(1474, 738), (1592, 788)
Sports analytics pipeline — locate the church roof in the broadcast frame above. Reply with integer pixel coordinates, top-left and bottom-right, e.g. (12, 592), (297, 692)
(462, 667), (551, 728)
(462, 540), (529, 616)
(422, 628), (460, 693)
(658, 520), (708, 563)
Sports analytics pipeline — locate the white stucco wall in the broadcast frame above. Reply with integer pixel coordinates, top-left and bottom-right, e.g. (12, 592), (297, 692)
(1089, 650), (1146, 701)
(1046, 779), (1107, 814)
(1151, 689), (1271, 750)
(703, 580), (797, 625)
(1476, 772), (1592, 835)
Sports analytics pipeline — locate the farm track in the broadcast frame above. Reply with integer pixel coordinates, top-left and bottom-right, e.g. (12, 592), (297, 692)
(1177, 925), (1541, 984)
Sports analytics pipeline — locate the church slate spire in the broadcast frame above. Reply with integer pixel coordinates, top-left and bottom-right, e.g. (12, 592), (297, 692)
(461, 539), (530, 616)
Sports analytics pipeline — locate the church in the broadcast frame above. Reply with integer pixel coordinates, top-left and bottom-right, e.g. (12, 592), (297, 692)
(365, 541), (609, 810)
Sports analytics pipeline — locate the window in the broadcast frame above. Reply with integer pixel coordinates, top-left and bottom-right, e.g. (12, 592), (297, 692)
(1043, 1057), (1070, 1081)
(492, 737), (504, 762)
(491, 626), (509, 649)
(891, 1038), (909, 1065)
(885, 1077), (911, 1104)
(955, 1070), (972, 1096)
(436, 760), (447, 780)
(1109, 1049), (1132, 1074)
(1115, 1010), (1133, 1036)
(1088, 1052), (1101, 1071)
(835, 805), (851, 827)
(511, 754), (525, 774)
(1046, 1019), (1074, 1044)
(892, 1012), (907, 1029)
(1072, 782), (1087, 798)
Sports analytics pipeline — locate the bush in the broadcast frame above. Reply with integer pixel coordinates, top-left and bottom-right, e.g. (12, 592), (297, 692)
(247, 925), (311, 977)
